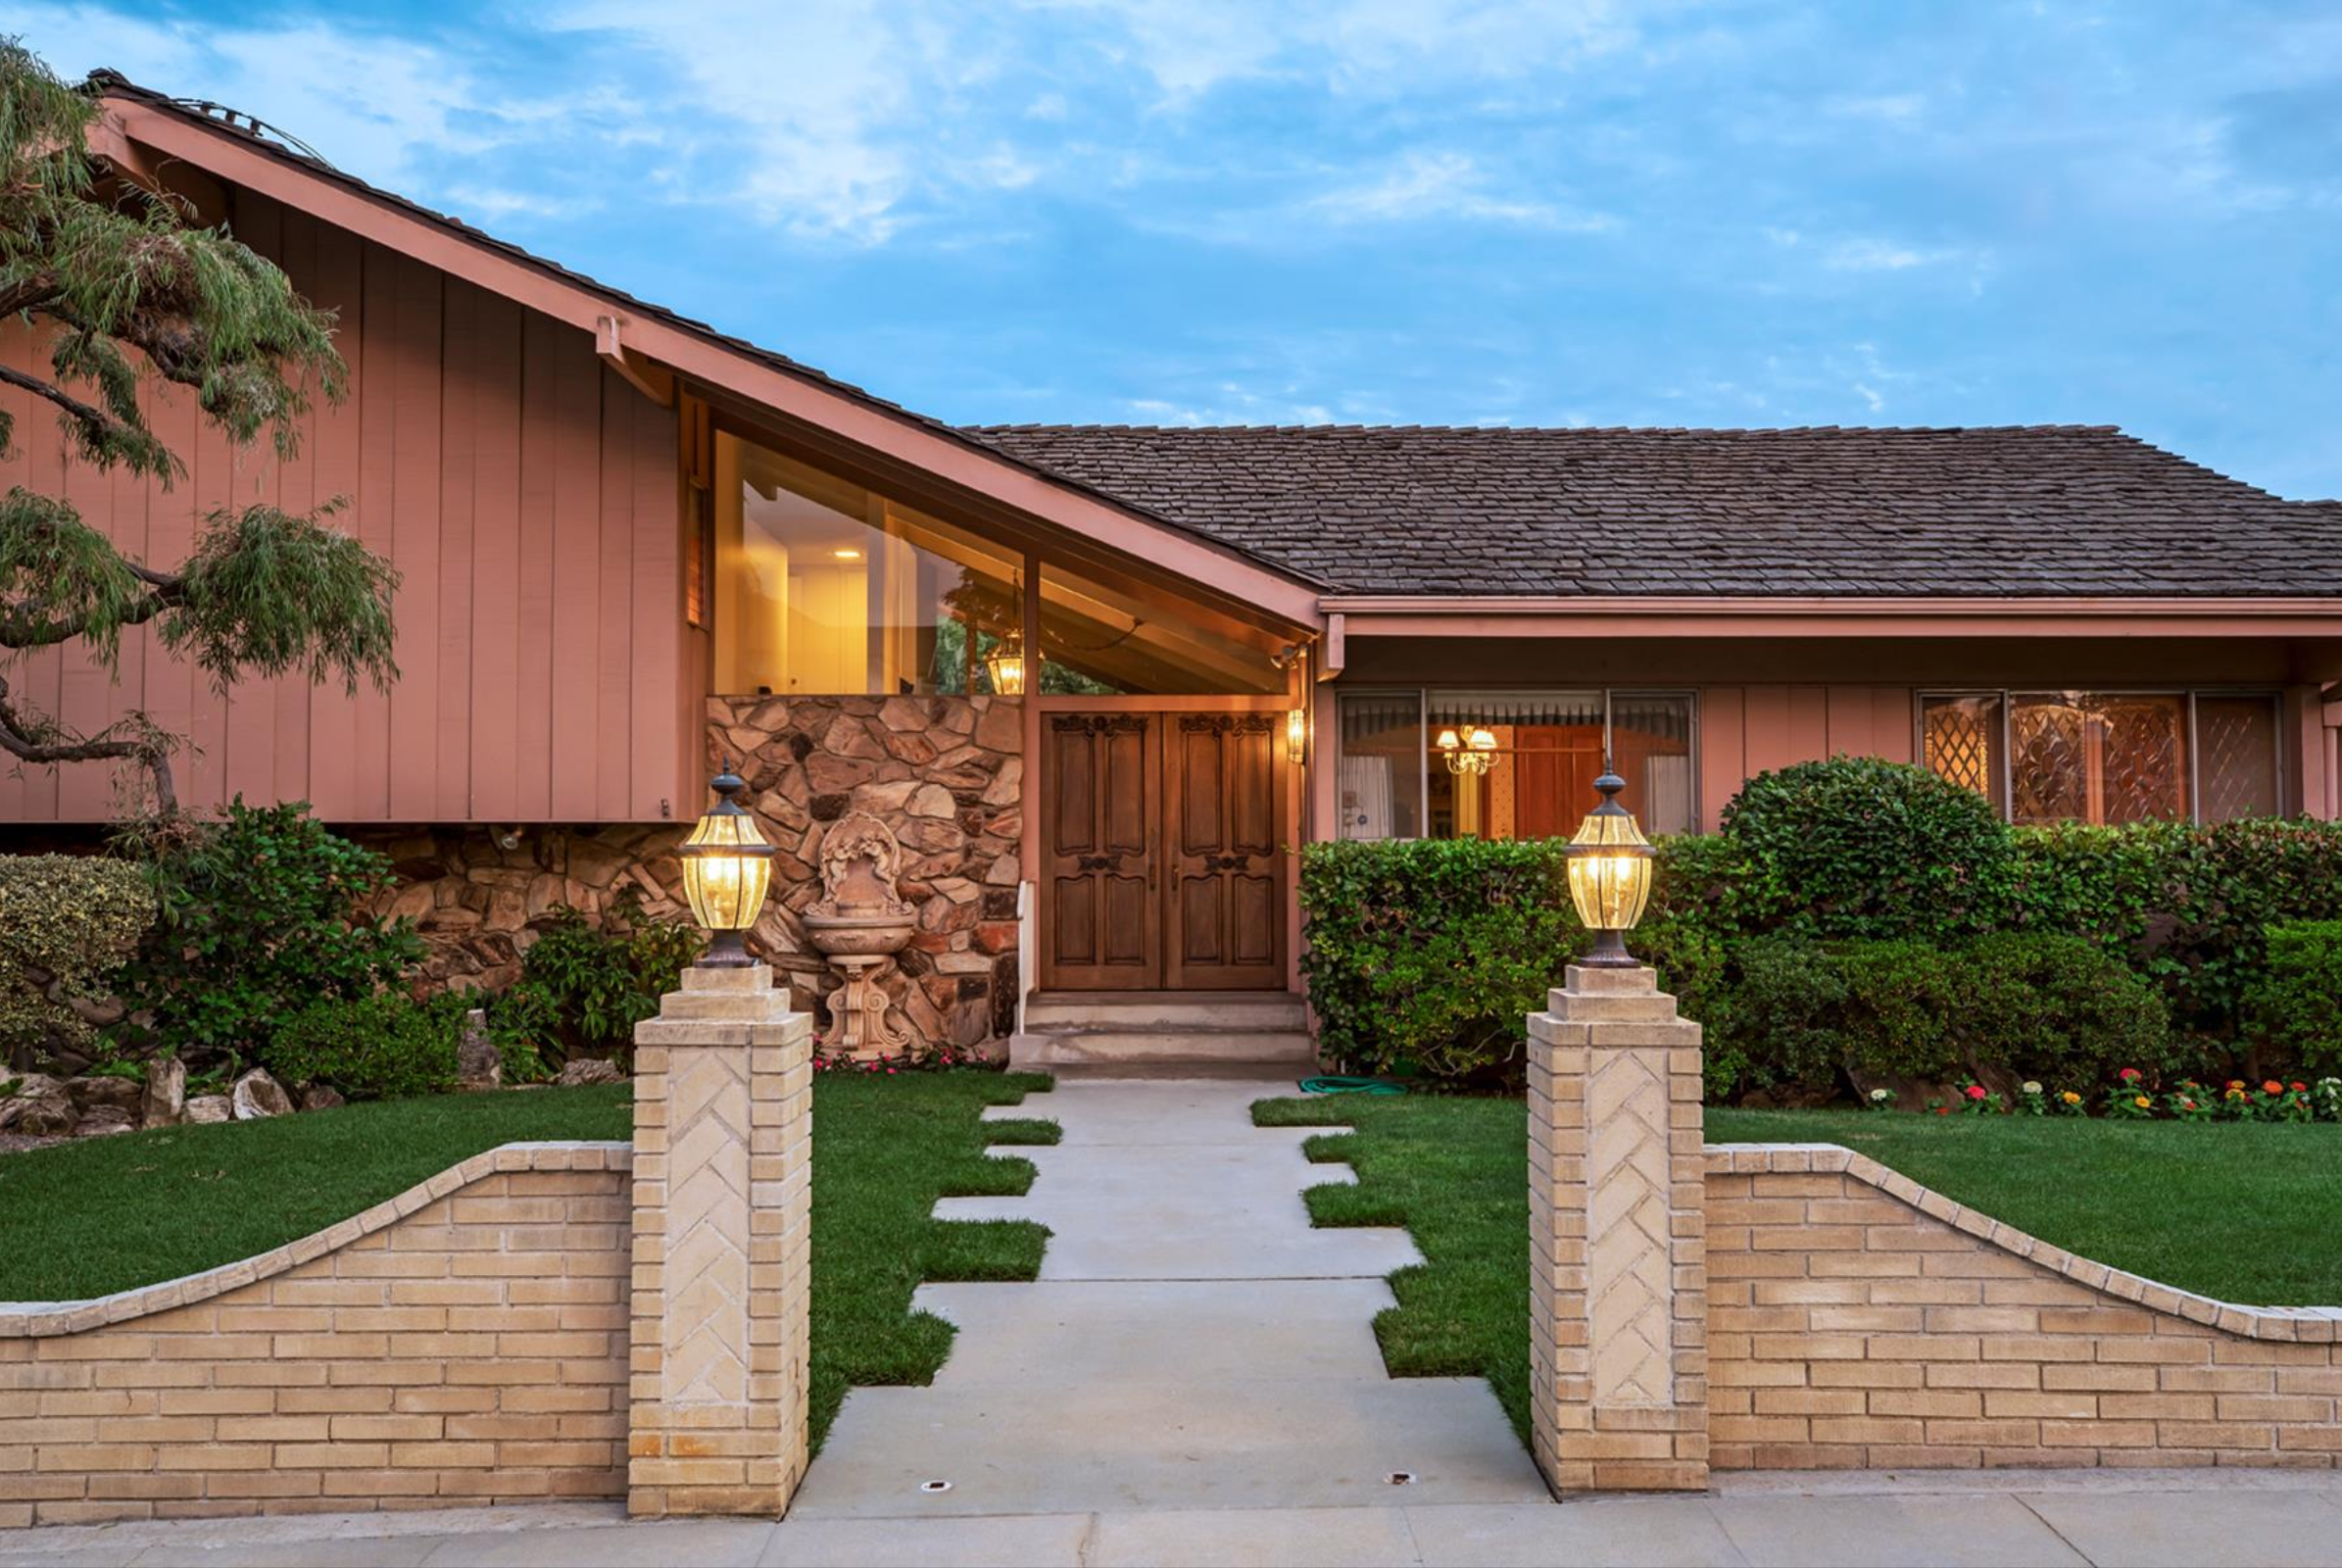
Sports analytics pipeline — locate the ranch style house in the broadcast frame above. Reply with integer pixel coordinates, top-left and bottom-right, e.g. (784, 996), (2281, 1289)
(8, 74), (2341, 1064)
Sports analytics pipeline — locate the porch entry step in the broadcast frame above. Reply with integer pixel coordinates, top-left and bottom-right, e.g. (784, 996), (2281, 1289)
(1009, 990), (1316, 1069)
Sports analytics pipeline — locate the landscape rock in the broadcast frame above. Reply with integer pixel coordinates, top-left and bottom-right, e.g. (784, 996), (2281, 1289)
(231, 1068), (294, 1120)
(300, 1084), (346, 1112)
(142, 1055), (186, 1128)
(0, 1074), (76, 1137)
(556, 1057), (626, 1088)
(73, 1105), (137, 1138)
(184, 1095), (231, 1124)
(457, 1008), (503, 1092)
(65, 1074), (143, 1115)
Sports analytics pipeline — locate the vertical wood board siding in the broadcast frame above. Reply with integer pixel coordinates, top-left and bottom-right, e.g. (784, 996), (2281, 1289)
(1, 193), (684, 824)
(1696, 685), (1917, 829)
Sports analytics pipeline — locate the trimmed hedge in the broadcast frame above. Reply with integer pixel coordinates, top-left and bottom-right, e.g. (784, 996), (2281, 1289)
(1299, 757), (2342, 1098)
(2242, 921), (2342, 1079)
(261, 989), (468, 1101)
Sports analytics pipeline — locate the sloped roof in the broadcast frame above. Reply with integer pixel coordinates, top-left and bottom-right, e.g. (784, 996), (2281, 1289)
(88, 74), (2340, 606)
(965, 423), (2342, 597)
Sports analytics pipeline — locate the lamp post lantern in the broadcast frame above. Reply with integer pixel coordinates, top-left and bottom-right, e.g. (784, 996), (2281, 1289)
(1565, 763), (1655, 967)
(676, 760), (777, 967)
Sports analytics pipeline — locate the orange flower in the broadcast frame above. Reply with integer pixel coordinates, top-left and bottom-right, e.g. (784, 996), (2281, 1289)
(2264, 1081), (2284, 1096)
(2059, 1091), (2081, 1104)
(2132, 1095), (2152, 1109)
(2227, 1079), (2246, 1091)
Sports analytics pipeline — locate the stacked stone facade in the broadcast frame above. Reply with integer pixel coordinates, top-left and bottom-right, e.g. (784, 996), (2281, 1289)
(360, 694), (1024, 1056)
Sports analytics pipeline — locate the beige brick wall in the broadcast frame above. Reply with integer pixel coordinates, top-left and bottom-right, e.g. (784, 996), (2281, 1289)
(0, 1143), (631, 1529)
(1707, 1146), (2342, 1471)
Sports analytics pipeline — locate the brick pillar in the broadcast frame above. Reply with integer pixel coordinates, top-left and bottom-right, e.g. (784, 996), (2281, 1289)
(628, 963), (813, 1517)
(1528, 962), (1708, 1494)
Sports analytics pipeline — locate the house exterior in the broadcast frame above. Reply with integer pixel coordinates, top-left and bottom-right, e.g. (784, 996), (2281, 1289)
(8, 76), (2340, 1057)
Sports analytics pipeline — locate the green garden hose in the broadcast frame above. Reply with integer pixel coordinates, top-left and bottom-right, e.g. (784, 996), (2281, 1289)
(1297, 1075), (1405, 1096)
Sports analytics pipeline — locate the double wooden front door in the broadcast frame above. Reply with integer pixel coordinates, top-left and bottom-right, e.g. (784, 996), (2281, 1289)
(1042, 709), (1288, 991)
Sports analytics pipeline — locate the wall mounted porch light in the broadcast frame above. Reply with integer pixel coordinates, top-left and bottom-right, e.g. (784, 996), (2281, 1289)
(677, 760), (777, 967)
(1437, 726), (1499, 776)
(1286, 708), (1308, 764)
(1565, 763), (1655, 968)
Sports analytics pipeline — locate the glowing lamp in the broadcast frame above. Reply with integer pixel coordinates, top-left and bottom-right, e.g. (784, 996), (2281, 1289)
(677, 761), (776, 967)
(1438, 725), (1498, 776)
(1566, 765), (1655, 968)
(984, 639), (1027, 696)
(1286, 708), (1307, 764)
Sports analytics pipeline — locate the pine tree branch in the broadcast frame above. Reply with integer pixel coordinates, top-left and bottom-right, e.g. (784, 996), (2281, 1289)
(0, 360), (159, 466)
(0, 673), (176, 813)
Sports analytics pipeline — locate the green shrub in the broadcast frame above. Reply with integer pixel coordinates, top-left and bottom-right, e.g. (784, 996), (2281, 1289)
(502, 887), (701, 1067)
(2242, 921), (2342, 1077)
(1721, 757), (2017, 942)
(1718, 932), (2173, 1095)
(262, 989), (466, 1101)
(1299, 837), (1580, 1083)
(111, 801), (422, 1067)
(0, 855), (153, 1067)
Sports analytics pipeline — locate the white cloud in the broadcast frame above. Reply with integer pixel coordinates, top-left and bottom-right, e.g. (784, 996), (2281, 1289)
(1307, 152), (1614, 229)
(1824, 237), (1949, 271)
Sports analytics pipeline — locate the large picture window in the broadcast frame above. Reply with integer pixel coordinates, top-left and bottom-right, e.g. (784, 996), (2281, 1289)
(1920, 690), (2281, 825)
(1335, 690), (1695, 842)
(712, 432), (1020, 698)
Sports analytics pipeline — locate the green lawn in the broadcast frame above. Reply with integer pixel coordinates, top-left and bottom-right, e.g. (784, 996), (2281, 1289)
(0, 1072), (1056, 1451)
(1253, 1094), (2342, 1446)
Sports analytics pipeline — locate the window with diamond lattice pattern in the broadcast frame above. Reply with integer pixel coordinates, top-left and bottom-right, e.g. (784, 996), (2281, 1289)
(1922, 695), (2003, 808)
(2198, 697), (2281, 822)
(2011, 694), (2188, 826)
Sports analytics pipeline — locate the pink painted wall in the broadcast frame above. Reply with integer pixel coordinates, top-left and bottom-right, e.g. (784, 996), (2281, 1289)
(1697, 684), (1916, 830)
(0, 193), (689, 826)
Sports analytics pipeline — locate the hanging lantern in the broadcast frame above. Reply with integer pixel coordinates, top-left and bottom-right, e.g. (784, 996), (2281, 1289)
(676, 760), (777, 967)
(983, 633), (1027, 696)
(1566, 764), (1655, 967)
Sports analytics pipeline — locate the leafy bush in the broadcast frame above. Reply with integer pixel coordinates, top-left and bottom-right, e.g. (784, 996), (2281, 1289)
(110, 801), (422, 1067)
(1715, 932), (2173, 1095)
(2242, 921), (2342, 1078)
(0, 855), (153, 1067)
(1720, 757), (2017, 942)
(262, 989), (466, 1101)
(1299, 837), (1580, 1083)
(499, 887), (701, 1067)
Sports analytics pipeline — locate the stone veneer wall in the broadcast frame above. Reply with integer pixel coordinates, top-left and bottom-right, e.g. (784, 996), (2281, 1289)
(0, 1143), (631, 1528)
(357, 694), (1024, 1054)
(1706, 1145), (2342, 1471)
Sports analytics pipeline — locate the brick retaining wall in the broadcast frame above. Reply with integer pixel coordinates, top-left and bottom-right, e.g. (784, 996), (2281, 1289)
(1707, 1145), (2342, 1472)
(0, 1143), (632, 1528)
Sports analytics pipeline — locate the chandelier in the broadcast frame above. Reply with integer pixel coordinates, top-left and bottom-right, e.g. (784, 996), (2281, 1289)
(1437, 726), (1499, 776)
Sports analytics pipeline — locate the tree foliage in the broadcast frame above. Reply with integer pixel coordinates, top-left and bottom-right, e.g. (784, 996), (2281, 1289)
(0, 39), (394, 812)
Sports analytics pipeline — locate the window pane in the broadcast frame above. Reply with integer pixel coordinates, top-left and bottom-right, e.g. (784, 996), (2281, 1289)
(1922, 694), (2005, 813)
(713, 433), (1019, 697)
(2198, 696), (2280, 822)
(1336, 694), (1424, 840)
(2012, 693), (2188, 826)
(1612, 694), (1696, 837)
(1038, 560), (1286, 695)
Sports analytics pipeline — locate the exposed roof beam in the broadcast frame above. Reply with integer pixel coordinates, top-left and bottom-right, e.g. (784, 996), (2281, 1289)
(595, 315), (675, 407)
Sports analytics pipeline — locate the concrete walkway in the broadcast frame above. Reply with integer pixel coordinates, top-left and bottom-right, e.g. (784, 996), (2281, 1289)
(792, 1074), (1548, 1517)
(9, 1472), (2341, 1566)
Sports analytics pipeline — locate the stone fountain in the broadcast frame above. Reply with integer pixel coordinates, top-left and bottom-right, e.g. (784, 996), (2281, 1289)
(799, 811), (918, 1059)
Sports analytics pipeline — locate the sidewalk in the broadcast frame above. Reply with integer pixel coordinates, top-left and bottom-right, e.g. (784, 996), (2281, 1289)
(5, 1470), (2339, 1567)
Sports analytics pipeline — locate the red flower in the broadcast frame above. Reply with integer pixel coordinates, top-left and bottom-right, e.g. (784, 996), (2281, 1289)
(2119, 1068), (2141, 1083)
(2293, 1082), (2309, 1093)
(1965, 1085), (1987, 1101)
(1933, 1105), (1950, 1115)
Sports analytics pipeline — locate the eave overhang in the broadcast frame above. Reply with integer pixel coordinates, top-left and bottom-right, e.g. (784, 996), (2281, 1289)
(1320, 594), (2342, 640)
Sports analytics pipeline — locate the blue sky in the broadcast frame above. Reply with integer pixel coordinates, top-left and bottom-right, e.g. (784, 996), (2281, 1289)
(23, 1), (2340, 497)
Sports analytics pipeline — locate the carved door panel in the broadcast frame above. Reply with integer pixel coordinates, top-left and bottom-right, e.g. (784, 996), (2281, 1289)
(1162, 713), (1286, 990)
(1042, 712), (1160, 990)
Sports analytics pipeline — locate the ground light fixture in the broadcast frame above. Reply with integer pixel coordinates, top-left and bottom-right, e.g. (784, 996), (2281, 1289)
(1437, 725), (1498, 775)
(676, 760), (777, 967)
(1565, 763), (1654, 967)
